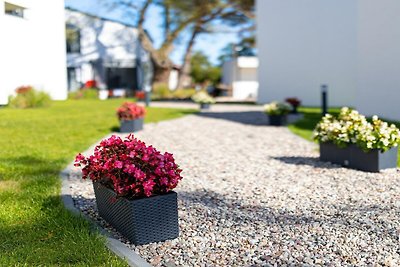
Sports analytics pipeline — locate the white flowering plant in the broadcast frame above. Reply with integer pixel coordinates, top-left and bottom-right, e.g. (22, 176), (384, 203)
(191, 91), (216, 104)
(264, 101), (292, 116)
(313, 107), (400, 152)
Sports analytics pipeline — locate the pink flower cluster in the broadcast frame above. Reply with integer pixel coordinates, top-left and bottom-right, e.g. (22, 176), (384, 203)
(117, 102), (146, 121)
(74, 135), (183, 198)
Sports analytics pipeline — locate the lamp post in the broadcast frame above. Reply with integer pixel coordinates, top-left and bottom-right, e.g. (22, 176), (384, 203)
(144, 84), (151, 107)
(321, 84), (328, 116)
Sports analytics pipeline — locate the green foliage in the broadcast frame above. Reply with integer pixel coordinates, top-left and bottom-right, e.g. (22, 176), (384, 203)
(264, 101), (291, 115)
(314, 107), (400, 152)
(152, 84), (197, 100)
(190, 52), (221, 86)
(9, 88), (51, 109)
(172, 88), (197, 99)
(191, 91), (216, 104)
(152, 83), (172, 99)
(68, 88), (99, 100)
(0, 99), (196, 265)
(287, 107), (400, 166)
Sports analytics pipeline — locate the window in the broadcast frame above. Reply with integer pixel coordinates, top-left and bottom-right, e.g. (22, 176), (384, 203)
(66, 24), (81, 53)
(4, 2), (25, 18)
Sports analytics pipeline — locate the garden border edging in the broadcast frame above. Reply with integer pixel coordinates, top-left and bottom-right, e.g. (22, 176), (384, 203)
(60, 163), (152, 267)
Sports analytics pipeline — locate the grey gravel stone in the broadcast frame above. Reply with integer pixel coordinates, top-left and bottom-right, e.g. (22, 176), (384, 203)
(67, 104), (400, 267)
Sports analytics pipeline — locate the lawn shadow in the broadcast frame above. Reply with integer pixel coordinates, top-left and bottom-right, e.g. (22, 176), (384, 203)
(0, 156), (64, 177)
(271, 156), (343, 169)
(196, 111), (269, 126)
(110, 125), (120, 132)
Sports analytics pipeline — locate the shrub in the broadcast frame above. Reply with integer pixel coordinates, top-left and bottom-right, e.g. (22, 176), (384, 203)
(313, 107), (400, 152)
(152, 83), (173, 100)
(9, 86), (51, 108)
(68, 88), (99, 100)
(263, 101), (291, 115)
(172, 88), (197, 100)
(74, 135), (183, 198)
(117, 102), (146, 121)
(191, 91), (216, 104)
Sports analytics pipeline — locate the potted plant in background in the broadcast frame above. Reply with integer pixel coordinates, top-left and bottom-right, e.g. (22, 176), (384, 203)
(285, 97), (301, 114)
(264, 101), (291, 126)
(191, 91), (216, 109)
(74, 134), (182, 245)
(314, 107), (400, 172)
(117, 102), (145, 133)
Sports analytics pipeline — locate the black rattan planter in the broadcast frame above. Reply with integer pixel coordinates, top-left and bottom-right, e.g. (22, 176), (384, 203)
(120, 118), (143, 133)
(93, 181), (179, 245)
(200, 103), (210, 110)
(320, 143), (398, 172)
(268, 115), (287, 126)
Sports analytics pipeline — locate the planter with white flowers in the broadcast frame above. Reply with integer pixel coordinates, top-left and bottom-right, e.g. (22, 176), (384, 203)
(264, 101), (291, 126)
(314, 107), (400, 172)
(117, 102), (145, 133)
(75, 135), (182, 245)
(191, 91), (216, 110)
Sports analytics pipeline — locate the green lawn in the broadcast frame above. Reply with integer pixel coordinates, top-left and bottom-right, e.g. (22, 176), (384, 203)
(0, 99), (196, 266)
(288, 106), (400, 166)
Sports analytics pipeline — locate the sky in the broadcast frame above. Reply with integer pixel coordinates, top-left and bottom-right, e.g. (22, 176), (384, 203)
(64, 0), (240, 65)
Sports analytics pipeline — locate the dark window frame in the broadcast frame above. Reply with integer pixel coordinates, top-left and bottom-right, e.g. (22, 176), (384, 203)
(66, 24), (81, 54)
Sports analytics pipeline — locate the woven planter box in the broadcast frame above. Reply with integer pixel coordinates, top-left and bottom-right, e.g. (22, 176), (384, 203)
(200, 103), (210, 110)
(93, 181), (179, 245)
(268, 115), (287, 126)
(120, 118), (143, 133)
(320, 143), (398, 172)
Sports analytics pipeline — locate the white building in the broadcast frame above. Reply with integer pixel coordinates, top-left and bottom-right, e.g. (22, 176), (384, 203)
(222, 56), (259, 100)
(257, 0), (400, 121)
(65, 7), (153, 95)
(0, 0), (68, 105)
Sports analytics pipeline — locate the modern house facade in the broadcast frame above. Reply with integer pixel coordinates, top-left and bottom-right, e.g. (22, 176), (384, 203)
(257, 0), (400, 120)
(65, 7), (153, 95)
(0, 0), (68, 105)
(222, 56), (259, 100)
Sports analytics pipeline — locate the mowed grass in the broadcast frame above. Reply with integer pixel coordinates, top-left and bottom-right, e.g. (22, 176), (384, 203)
(288, 106), (400, 166)
(0, 99), (196, 266)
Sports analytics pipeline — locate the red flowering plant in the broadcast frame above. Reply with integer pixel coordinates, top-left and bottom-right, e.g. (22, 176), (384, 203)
(15, 85), (33, 94)
(74, 135), (183, 198)
(285, 97), (302, 114)
(117, 102), (146, 121)
(285, 97), (301, 107)
(135, 91), (146, 100)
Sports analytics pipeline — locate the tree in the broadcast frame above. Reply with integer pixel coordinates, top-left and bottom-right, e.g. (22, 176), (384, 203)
(112, 0), (254, 87)
(176, 0), (255, 88)
(190, 51), (221, 87)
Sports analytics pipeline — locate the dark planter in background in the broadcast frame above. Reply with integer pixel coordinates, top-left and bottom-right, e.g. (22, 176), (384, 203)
(290, 106), (299, 114)
(319, 142), (398, 172)
(268, 115), (287, 126)
(120, 118), (143, 133)
(93, 181), (179, 245)
(200, 103), (210, 110)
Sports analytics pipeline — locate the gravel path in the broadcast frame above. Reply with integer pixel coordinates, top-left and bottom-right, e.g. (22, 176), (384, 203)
(67, 104), (400, 267)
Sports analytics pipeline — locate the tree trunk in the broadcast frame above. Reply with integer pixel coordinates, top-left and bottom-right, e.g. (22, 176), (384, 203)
(176, 27), (200, 89)
(152, 63), (171, 85)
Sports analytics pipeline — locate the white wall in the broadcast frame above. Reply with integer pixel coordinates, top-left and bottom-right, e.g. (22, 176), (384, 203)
(168, 69), (179, 90)
(0, 0), (67, 104)
(356, 0), (400, 121)
(222, 57), (259, 100)
(257, 0), (358, 107)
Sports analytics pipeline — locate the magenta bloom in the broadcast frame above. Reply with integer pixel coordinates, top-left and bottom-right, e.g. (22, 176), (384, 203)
(74, 134), (183, 198)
